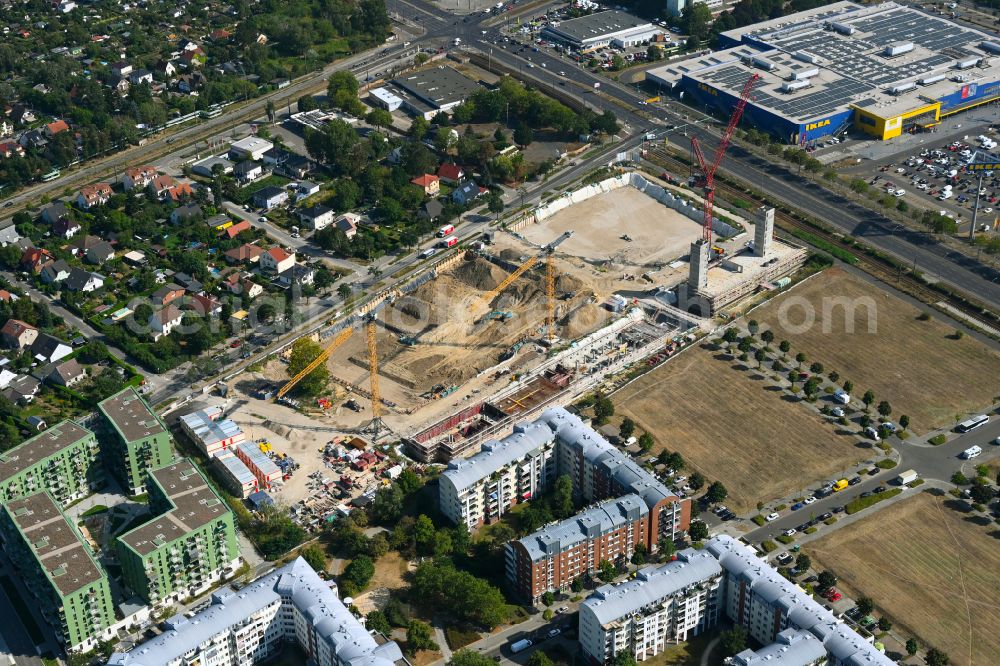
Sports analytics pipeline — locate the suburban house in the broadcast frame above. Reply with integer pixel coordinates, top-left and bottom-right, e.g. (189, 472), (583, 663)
(229, 137), (274, 161)
(4, 375), (40, 404)
(0, 141), (25, 158)
(77, 182), (114, 209)
(437, 163), (465, 184)
(276, 264), (315, 289)
(41, 259), (72, 284)
(63, 268), (105, 293)
(71, 235), (115, 264)
(155, 60), (177, 78)
(152, 283), (185, 306)
(188, 293), (223, 317)
(148, 174), (177, 198)
(41, 202), (70, 225)
(205, 214), (231, 230)
(150, 305), (184, 340)
(234, 160), (264, 184)
(411, 174), (440, 197)
(263, 147), (312, 178)
(418, 199), (444, 221)
(225, 244), (265, 264)
(253, 186), (288, 210)
(31, 333), (72, 364)
(297, 205), (335, 231)
(452, 180), (486, 206)
(20, 247), (54, 273)
(222, 220), (252, 240)
(297, 181), (320, 198)
(1, 319), (38, 349)
(44, 119), (69, 138)
(335, 213), (360, 239)
(166, 182), (194, 202)
(123, 251), (147, 266)
(123, 165), (157, 191)
(48, 358), (86, 387)
(110, 60), (132, 77)
(191, 156), (234, 178)
(173, 272), (203, 292)
(261, 247), (295, 274)
(241, 279), (264, 299)
(52, 217), (82, 240)
(129, 69), (153, 85)
(171, 203), (203, 224)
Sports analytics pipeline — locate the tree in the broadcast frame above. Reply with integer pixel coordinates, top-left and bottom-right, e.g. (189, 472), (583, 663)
(666, 452), (684, 472)
(409, 115), (431, 141)
(905, 638), (919, 656)
(300, 544), (327, 573)
(862, 390), (876, 409)
(612, 652), (637, 666)
(367, 610), (391, 635)
(553, 474), (574, 519)
(341, 555), (375, 595)
(817, 570), (837, 592)
(487, 193), (504, 220)
(779, 340), (791, 355)
(856, 596), (875, 617)
(631, 543), (648, 565)
(795, 553), (811, 571)
(754, 348), (767, 368)
(689, 472), (705, 491)
(843, 380), (854, 394)
(338, 283), (353, 301)
(541, 591), (555, 607)
(748, 319), (760, 336)
(413, 514), (436, 554)
(761, 329), (774, 345)
(598, 559), (616, 582)
(619, 417), (636, 440)
(925, 648), (950, 666)
(449, 651), (495, 666)
(658, 538), (676, 560)
(809, 362), (823, 374)
(722, 327), (739, 347)
(705, 481), (728, 504)
(877, 401), (892, 418)
(899, 414), (910, 430)
(681, 1), (713, 39)
(638, 432), (654, 453)
(688, 520), (708, 541)
(795, 352), (807, 367)
(406, 620), (439, 653)
(878, 616), (892, 632)
(513, 124), (533, 147)
(969, 483), (994, 505)
(738, 336), (751, 354)
(366, 108), (393, 130)
(287, 337), (330, 396)
(571, 577), (584, 592)
(527, 652), (553, 666)
(719, 625), (748, 656)
(593, 394), (615, 425)
(951, 471), (969, 485)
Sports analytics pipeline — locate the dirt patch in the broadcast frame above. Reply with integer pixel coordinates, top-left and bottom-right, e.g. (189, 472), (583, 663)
(613, 345), (868, 513)
(523, 186), (708, 267)
(754, 268), (1000, 433)
(809, 492), (1000, 666)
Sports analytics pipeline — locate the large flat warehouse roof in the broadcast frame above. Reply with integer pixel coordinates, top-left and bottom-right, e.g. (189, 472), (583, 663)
(648, 1), (1000, 123)
(118, 459), (229, 556)
(543, 10), (653, 45)
(0, 420), (93, 481)
(390, 67), (482, 111)
(4, 491), (105, 597)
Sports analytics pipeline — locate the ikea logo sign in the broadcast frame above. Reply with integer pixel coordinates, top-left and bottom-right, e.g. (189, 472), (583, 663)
(969, 162), (1000, 171)
(698, 83), (718, 96)
(805, 119), (831, 131)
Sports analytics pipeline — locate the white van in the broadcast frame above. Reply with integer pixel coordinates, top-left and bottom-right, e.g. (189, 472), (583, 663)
(961, 445), (982, 459)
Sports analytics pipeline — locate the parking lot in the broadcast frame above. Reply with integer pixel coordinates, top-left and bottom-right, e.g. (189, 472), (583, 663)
(856, 128), (1000, 233)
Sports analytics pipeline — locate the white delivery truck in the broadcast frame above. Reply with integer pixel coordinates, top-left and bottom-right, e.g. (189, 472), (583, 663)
(511, 639), (532, 654)
(896, 469), (918, 485)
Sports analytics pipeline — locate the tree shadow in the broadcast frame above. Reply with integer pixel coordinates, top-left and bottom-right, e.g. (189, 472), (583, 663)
(781, 394), (802, 403)
(963, 514), (993, 527)
(943, 499), (972, 514)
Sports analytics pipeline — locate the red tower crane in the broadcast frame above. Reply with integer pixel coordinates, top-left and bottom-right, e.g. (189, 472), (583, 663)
(690, 72), (761, 245)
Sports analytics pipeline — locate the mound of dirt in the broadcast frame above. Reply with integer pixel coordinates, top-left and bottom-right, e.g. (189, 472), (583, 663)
(499, 248), (526, 262)
(451, 257), (508, 292)
(561, 302), (609, 339)
(556, 273), (584, 293)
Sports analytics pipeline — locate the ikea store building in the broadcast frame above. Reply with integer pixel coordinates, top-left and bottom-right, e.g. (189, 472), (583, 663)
(647, 1), (1000, 143)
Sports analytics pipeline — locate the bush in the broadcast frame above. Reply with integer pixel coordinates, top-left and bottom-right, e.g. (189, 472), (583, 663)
(845, 488), (902, 514)
(761, 540), (777, 553)
(907, 478), (925, 488)
(445, 627), (480, 650)
(776, 534), (795, 545)
(775, 503), (788, 511)
(804, 526), (817, 534)
(752, 515), (766, 526)
(823, 516), (837, 525)
(875, 459), (897, 469)
(929, 434), (947, 445)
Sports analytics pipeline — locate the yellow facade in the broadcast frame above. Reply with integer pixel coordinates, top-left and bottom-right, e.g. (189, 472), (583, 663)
(851, 101), (941, 140)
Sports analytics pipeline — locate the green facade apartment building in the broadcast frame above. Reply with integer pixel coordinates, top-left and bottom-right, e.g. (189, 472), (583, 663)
(116, 459), (240, 605)
(0, 492), (115, 652)
(98, 387), (173, 495)
(0, 420), (101, 506)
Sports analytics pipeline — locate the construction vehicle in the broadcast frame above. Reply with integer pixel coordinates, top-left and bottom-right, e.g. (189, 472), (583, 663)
(398, 336), (419, 346)
(500, 339), (525, 362)
(486, 310), (514, 321)
(690, 72), (760, 247)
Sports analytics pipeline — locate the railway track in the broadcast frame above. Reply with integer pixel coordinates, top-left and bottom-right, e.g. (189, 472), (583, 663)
(645, 146), (997, 330)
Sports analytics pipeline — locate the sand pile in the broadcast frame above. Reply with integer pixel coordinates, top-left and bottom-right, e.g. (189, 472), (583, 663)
(562, 303), (609, 339)
(451, 257), (507, 291)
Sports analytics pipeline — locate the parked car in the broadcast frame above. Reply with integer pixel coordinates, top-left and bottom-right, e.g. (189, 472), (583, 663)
(776, 552), (794, 565)
(766, 512), (780, 522)
(848, 476), (862, 486)
(791, 502), (804, 511)
(804, 496), (817, 505)
(827, 591), (843, 602)
(783, 528), (797, 537)
(818, 512), (833, 521)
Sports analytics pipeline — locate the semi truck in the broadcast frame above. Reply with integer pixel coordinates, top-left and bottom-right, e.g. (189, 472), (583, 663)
(439, 235), (458, 248)
(437, 224), (455, 237)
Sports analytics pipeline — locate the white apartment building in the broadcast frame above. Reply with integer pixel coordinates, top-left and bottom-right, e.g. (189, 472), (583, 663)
(439, 408), (689, 541)
(579, 535), (895, 666)
(107, 557), (407, 666)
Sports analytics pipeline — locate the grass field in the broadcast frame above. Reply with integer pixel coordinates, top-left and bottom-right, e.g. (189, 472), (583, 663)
(754, 268), (1000, 433)
(809, 492), (1000, 666)
(613, 345), (868, 512)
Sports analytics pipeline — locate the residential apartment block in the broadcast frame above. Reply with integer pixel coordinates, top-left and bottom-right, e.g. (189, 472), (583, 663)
(0, 492), (115, 652)
(0, 420), (101, 505)
(116, 459), (239, 605)
(98, 387), (174, 495)
(505, 494), (649, 602)
(579, 535), (894, 666)
(440, 408), (689, 544)
(108, 557), (408, 666)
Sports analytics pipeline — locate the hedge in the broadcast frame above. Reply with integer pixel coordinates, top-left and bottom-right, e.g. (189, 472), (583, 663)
(761, 540), (777, 553)
(776, 534), (795, 545)
(845, 488), (902, 515)
(929, 434), (947, 445)
(876, 459), (898, 469)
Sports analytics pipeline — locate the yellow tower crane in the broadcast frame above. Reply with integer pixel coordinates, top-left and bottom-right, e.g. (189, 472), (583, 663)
(362, 313), (391, 442)
(276, 327), (353, 399)
(546, 250), (556, 342)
